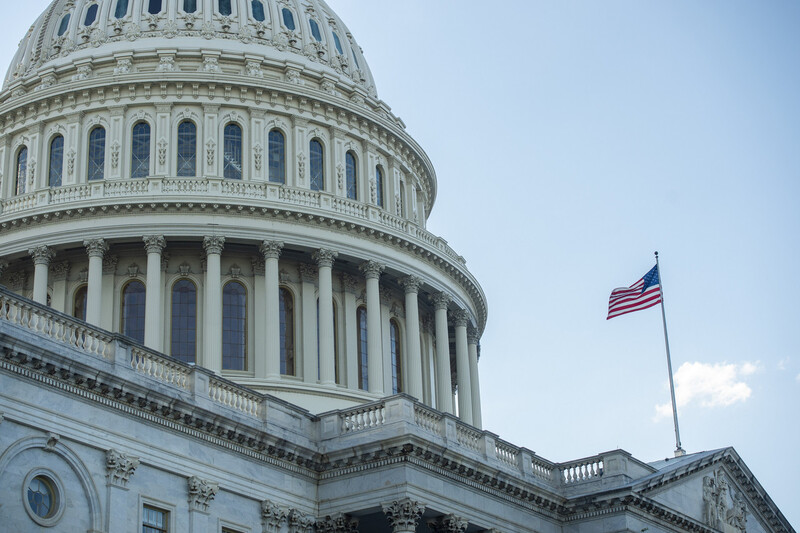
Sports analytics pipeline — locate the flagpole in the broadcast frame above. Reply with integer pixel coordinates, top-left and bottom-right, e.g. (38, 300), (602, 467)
(655, 251), (685, 457)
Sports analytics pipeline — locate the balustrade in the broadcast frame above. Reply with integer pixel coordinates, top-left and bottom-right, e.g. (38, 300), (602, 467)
(455, 424), (481, 452)
(413, 404), (443, 436)
(341, 402), (385, 432)
(129, 346), (190, 389)
(494, 439), (519, 467)
(209, 377), (261, 417)
(559, 456), (604, 484)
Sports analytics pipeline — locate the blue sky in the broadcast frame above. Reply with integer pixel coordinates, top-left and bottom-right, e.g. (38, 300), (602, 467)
(3, 1), (798, 527)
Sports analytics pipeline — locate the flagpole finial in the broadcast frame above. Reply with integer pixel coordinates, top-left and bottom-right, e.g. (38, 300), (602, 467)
(654, 251), (659, 258)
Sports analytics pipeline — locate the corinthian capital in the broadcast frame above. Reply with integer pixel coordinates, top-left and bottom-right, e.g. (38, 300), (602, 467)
(399, 275), (422, 294)
(431, 292), (452, 311)
(316, 513), (359, 533)
(288, 509), (316, 533)
(452, 309), (469, 328)
(467, 326), (480, 346)
(382, 499), (426, 532)
(260, 240), (284, 259)
(187, 475), (218, 512)
(261, 500), (288, 532)
(84, 238), (109, 258)
(29, 246), (55, 265)
(359, 260), (385, 280)
(106, 449), (139, 487)
(202, 235), (225, 255)
(143, 235), (167, 254)
(313, 248), (338, 268)
(427, 514), (468, 533)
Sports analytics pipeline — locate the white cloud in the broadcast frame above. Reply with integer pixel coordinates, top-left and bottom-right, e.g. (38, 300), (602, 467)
(654, 361), (759, 420)
(796, 373), (800, 383)
(778, 357), (790, 371)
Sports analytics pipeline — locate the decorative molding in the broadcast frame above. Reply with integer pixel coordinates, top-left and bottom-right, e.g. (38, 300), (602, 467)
(298, 263), (317, 283)
(427, 514), (468, 533)
(431, 292), (451, 311)
(106, 449), (139, 487)
(84, 239), (109, 259)
(399, 275), (422, 294)
(359, 260), (384, 280)
(703, 468), (746, 532)
(340, 273), (358, 293)
(452, 309), (469, 328)
(45, 432), (61, 451)
(312, 248), (338, 268)
(50, 261), (71, 281)
(467, 327), (480, 346)
(251, 256), (265, 276)
(143, 235), (167, 254)
(288, 509), (316, 533)
(178, 262), (192, 276)
(127, 263), (140, 278)
(228, 264), (241, 278)
(202, 235), (225, 255)
(382, 499), (425, 532)
(187, 475), (218, 512)
(260, 240), (284, 260)
(316, 513), (359, 533)
(0, 261), (8, 279)
(261, 499), (288, 533)
(7, 271), (28, 290)
(29, 246), (55, 265)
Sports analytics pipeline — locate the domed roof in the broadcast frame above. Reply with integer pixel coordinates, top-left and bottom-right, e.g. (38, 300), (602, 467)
(4, 0), (376, 95)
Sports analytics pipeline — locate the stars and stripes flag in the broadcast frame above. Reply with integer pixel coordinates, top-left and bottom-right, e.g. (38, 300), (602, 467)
(607, 265), (663, 320)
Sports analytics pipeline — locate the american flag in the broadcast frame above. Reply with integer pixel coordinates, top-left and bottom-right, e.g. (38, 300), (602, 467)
(607, 265), (662, 320)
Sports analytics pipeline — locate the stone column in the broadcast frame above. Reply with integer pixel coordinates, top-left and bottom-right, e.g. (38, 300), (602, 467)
(299, 263), (318, 382)
(101, 255), (119, 332)
(203, 236), (224, 372)
(261, 241), (284, 378)
(49, 261), (71, 313)
(382, 499), (426, 533)
(468, 328), (483, 430)
(105, 449), (139, 533)
(84, 239), (108, 326)
(453, 309), (473, 425)
(360, 260), (385, 395)
(341, 274), (359, 389)
(427, 514), (468, 533)
(399, 276), (424, 401)
(29, 246), (55, 304)
(143, 236), (166, 351)
(314, 249), (338, 386)
(432, 292), (453, 414)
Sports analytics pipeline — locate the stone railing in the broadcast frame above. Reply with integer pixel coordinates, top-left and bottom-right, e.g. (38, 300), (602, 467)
(456, 424), (482, 452)
(531, 456), (556, 483)
(129, 345), (190, 390)
(340, 401), (386, 433)
(413, 403), (444, 436)
(208, 376), (261, 417)
(495, 438), (519, 468)
(559, 456), (604, 484)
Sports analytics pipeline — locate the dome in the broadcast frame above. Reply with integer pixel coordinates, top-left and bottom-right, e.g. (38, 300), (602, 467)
(5, 0), (377, 96)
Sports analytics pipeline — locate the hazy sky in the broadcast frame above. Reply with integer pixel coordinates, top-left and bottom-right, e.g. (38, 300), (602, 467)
(2, 1), (798, 527)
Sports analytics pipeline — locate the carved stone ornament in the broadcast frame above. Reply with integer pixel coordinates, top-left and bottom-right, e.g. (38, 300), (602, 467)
(110, 141), (120, 169)
(103, 255), (119, 275)
(45, 432), (60, 452)
(336, 162), (344, 191)
(72, 65), (93, 82)
(50, 261), (71, 281)
(127, 263), (140, 278)
(359, 260), (385, 280)
(297, 152), (306, 182)
(29, 246), (55, 266)
(253, 143), (263, 171)
(114, 58), (133, 75)
(467, 327), (480, 346)
(452, 309), (470, 328)
(288, 509), (316, 533)
(286, 68), (302, 84)
(228, 264), (241, 278)
(106, 449), (139, 487)
(399, 275), (422, 294)
(298, 263), (318, 283)
(260, 240), (284, 260)
(0, 260), (10, 280)
(67, 149), (76, 176)
(187, 475), (218, 512)
(78, 267), (89, 283)
(261, 500), (288, 532)
(382, 499), (426, 532)
(158, 138), (168, 166)
(84, 239), (109, 258)
(431, 292), (452, 311)
(427, 514), (468, 533)
(251, 256), (265, 276)
(7, 270), (27, 290)
(246, 60), (264, 78)
(316, 513), (359, 533)
(313, 248), (338, 268)
(203, 235), (225, 255)
(143, 235), (167, 254)
(279, 268), (291, 283)
(201, 56), (221, 73)
(178, 262), (192, 276)
(340, 273), (358, 293)
(156, 56), (179, 72)
(703, 468), (746, 533)
(206, 139), (216, 166)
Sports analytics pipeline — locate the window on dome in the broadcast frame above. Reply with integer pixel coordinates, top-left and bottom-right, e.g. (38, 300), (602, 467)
(357, 306), (368, 390)
(177, 121), (196, 177)
(57, 14), (70, 37)
(114, 0), (129, 19)
(84, 4), (98, 26)
(268, 129), (285, 183)
(73, 285), (88, 321)
(170, 279), (197, 363)
(282, 8), (295, 31)
(251, 0), (265, 22)
(280, 287), (295, 375)
(375, 166), (385, 208)
(131, 122), (151, 179)
(390, 319), (402, 394)
(309, 19), (322, 42)
(223, 123), (243, 180)
(88, 127), (106, 181)
(182, 0), (197, 13)
(49, 136), (64, 187)
(222, 281), (247, 371)
(345, 151), (357, 200)
(15, 146), (27, 196)
(121, 280), (146, 343)
(148, 0), (162, 15)
(351, 49), (360, 69)
(218, 0), (232, 16)
(332, 32), (344, 55)
(309, 140), (324, 191)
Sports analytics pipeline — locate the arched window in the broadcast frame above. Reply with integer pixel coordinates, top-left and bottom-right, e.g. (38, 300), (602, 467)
(309, 19), (322, 42)
(309, 139), (324, 191)
(177, 121), (197, 177)
(57, 14), (71, 36)
(73, 285), (88, 321)
(88, 127), (105, 181)
(131, 122), (151, 179)
(279, 288), (295, 375)
(182, 0), (197, 13)
(148, 0), (162, 15)
(345, 151), (357, 200)
(121, 281), (146, 343)
(251, 0), (265, 22)
(48, 136), (64, 187)
(223, 123), (243, 180)
(390, 319), (402, 394)
(357, 306), (368, 390)
(268, 129), (285, 183)
(114, 0), (129, 19)
(15, 146), (28, 196)
(332, 32), (344, 55)
(170, 280), (197, 363)
(84, 4), (98, 26)
(222, 281), (247, 370)
(282, 8), (295, 31)
(218, 0), (232, 16)
(375, 166), (385, 207)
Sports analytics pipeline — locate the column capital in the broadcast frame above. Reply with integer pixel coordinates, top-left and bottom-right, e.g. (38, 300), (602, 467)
(187, 475), (218, 512)
(29, 246), (55, 266)
(427, 514), (468, 533)
(431, 292), (452, 311)
(202, 235), (224, 255)
(313, 248), (338, 268)
(143, 235), (167, 255)
(316, 513), (359, 533)
(359, 260), (385, 280)
(106, 449), (139, 488)
(399, 275), (422, 294)
(288, 509), (316, 533)
(382, 499), (426, 532)
(261, 499), (288, 533)
(467, 326), (480, 345)
(84, 238), (109, 258)
(452, 309), (470, 328)
(260, 240), (284, 259)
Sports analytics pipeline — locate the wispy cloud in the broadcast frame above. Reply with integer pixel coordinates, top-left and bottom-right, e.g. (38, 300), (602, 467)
(778, 357), (790, 371)
(654, 362), (759, 420)
(795, 373), (800, 384)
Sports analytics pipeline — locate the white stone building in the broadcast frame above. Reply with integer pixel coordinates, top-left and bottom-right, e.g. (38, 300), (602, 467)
(0, 1), (793, 532)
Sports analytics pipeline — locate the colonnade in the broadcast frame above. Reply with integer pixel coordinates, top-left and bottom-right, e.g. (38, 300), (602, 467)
(22, 237), (483, 427)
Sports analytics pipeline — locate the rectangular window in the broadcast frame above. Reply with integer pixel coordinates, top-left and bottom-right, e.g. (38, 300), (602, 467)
(143, 505), (168, 533)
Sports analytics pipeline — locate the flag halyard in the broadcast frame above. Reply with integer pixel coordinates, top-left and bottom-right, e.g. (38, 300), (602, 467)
(607, 265), (662, 320)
